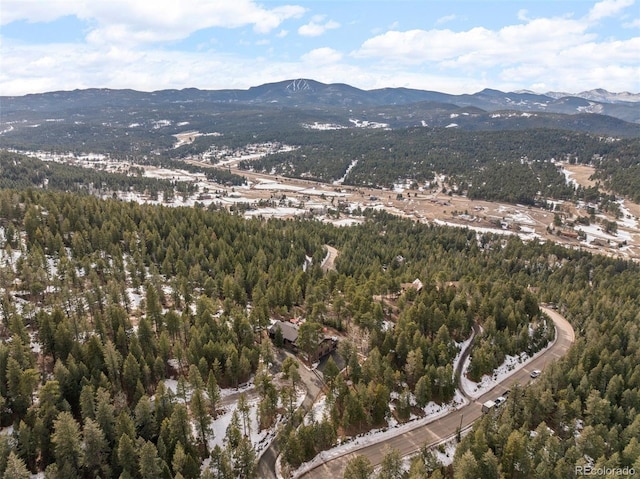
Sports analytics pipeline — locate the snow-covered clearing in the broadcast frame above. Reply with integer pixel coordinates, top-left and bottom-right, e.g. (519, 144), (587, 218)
(617, 200), (639, 229)
(396, 436), (461, 476)
(349, 119), (388, 129)
(208, 386), (305, 459)
(303, 122), (346, 130)
(333, 160), (358, 185)
(434, 219), (541, 242)
(578, 223), (633, 246)
(321, 217), (363, 227)
(461, 352), (529, 398)
(244, 207), (306, 218)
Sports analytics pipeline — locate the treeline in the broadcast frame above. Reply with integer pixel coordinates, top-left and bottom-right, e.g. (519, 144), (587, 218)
(0, 150), (247, 204)
(0, 151), (193, 196)
(239, 128), (640, 205)
(590, 138), (640, 202)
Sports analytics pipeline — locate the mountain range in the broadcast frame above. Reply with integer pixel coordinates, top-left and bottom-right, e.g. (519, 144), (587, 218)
(4, 79), (639, 120)
(1, 79), (639, 151)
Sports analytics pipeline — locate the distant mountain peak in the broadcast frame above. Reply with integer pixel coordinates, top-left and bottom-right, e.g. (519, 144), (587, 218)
(547, 89), (640, 104)
(285, 79), (314, 93)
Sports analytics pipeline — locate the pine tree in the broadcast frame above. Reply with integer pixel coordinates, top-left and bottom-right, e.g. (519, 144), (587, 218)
(138, 441), (163, 479)
(232, 437), (256, 479)
(378, 447), (403, 479)
(117, 433), (137, 477)
(343, 455), (373, 479)
(168, 403), (192, 450)
(237, 393), (251, 438)
(52, 411), (84, 479)
(454, 450), (479, 479)
(134, 394), (156, 441)
(206, 370), (220, 418)
(122, 353), (141, 401)
(3, 451), (30, 479)
(172, 442), (186, 477)
(190, 388), (212, 455)
(83, 418), (110, 477)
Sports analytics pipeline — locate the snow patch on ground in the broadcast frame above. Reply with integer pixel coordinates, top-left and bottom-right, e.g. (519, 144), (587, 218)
(461, 335), (553, 398)
(349, 119), (389, 129)
(461, 352), (529, 398)
(293, 391), (467, 478)
(333, 159), (358, 185)
(303, 122), (346, 130)
(434, 219), (541, 242)
(208, 386), (305, 458)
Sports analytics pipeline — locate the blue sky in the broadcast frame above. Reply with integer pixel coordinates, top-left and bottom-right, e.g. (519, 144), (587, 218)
(1, 0), (638, 95)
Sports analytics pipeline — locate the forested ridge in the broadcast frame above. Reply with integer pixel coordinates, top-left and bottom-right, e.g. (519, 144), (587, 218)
(0, 186), (638, 479)
(239, 128), (640, 204)
(0, 151), (246, 194)
(444, 256), (640, 479)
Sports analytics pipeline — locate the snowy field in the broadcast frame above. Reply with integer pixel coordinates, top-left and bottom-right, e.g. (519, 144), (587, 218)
(434, 219), (542, 242)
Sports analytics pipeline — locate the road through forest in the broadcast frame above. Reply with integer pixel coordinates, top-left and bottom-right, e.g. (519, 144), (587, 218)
(297, 305), (575, 478)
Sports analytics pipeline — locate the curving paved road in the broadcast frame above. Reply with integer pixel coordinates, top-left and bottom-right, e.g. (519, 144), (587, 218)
(298, 305), (575, 479)
(257, 353), (325, 479)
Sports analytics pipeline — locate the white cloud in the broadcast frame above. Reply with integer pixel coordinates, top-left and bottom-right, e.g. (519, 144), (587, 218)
(587, 0), (635, 21)
(436, 14), (457, 25)
(0, 0), (638, 96)
(355, 15), (594, 66)
(348, 4), (640, 94)
(1, 31), (638, 96)
(623, 17), (640, 28)
(298, 16), (340, 37)
(1, 0), (306, 42)
(517, 9), (530, 21)
(301, 47), (343, 65)
(0, 0), (87, 25)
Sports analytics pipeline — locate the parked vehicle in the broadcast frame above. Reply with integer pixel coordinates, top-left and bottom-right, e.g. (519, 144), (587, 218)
(530, 369), (541, 378)
(481, 400), (496, 414)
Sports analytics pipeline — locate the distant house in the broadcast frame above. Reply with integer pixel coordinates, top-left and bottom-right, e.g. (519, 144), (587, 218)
(560, 229), (579, 239)
(590, 238), (608, 247)
(400, 278), (423, 294)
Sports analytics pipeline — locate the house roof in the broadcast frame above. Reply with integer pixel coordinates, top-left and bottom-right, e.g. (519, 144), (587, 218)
(269, 320), (299, 343)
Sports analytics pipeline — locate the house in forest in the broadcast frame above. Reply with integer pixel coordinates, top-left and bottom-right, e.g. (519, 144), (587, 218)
(400, 278), (424, 294)
(268, 320), (338, 359)
(269, 320), (299, 349)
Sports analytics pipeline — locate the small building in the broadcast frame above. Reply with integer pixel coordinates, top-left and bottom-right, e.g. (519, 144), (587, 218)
(400, 278), (424, 293)
(316, 336), (338, 359)
(560, 229), (579, 239)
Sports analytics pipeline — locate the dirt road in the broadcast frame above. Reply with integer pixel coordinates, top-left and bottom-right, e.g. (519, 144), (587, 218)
(321, 245), (339, 273)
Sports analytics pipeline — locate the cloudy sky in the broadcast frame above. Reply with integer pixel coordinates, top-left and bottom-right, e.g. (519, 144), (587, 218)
(1, 0), (638, 96)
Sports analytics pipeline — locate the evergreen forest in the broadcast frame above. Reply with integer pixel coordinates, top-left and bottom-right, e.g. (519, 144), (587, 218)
(0, 178), (637, 478)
